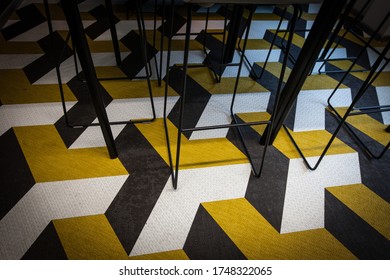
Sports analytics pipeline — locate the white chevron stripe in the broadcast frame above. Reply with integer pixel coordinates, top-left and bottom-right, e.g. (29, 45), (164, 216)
(129, 163), (251, 256)
(0, 54), (43, 69)
(9, 21), (95, 42)
(0, 102), (77, 136)
(0, 175), (128, 260)
(69, 96), (179, 149)
(376, 86), (390, 125)
(280, 153), (361, 234)
(293, 88), (352, 132)
(248, 21), (288, 39)
(33, 52), (131, 85)
(190, 91), (270, 140)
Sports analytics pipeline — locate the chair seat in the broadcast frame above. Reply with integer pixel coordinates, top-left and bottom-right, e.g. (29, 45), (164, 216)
(183, 0), (322, 4)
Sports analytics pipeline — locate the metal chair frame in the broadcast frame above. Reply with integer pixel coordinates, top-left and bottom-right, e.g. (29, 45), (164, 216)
(163, 2), (299, 189)
(284, 26), (390, 170)
(44, 0), (156, 128)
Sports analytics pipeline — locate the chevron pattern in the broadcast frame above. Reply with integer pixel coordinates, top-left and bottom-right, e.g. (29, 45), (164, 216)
(0, 1), (389, 260)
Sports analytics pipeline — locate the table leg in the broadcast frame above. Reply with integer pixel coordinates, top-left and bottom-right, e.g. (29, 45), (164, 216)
(222, 5), (244, 64)
(105, 0), (122, 66)
(60, 0), (118, 158)
(261, 0), (348, 144)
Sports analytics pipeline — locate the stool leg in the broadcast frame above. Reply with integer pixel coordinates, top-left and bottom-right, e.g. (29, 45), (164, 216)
(135, 0), (156, 122)
(43, 0), (53, 35)
(317, 0), (371, 74)
(60, 0), (118, 159)
(232, 5), (297, 177)
(163, 0), (176, 188)
(287, 39), (390, 169)
(105, 0), (122, 66)
(258, 7), (287, 80)
(328, 42), (390, 160)
(172, 4), (193, 189)
(159, 0), (166, 87)
(152, 0), (161, 85)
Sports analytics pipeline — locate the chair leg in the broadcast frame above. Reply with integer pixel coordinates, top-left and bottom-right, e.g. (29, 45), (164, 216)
(317, 0), (372, 74)
(158, 0), (166, 87)
(232, 5), (298, 177)
(43, 0), (53, 35)
(327, 42), (390, 160)
(152, 0), (162, 85)
(323, 11), (390, 107)
(163, 4), (291, 187)
(60, 0), (118, 158)
(105, 0), (122, 66)
(163, 0), (177, 188)
(257, 7), (287, 80)
(287, 39), (390, 170)
(57, 0), (156, 128)
(171, 4), (193, 189)
(135, 0), (156, 121)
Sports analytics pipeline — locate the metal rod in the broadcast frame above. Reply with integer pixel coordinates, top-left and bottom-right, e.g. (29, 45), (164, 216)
(60, 0), (118, 158)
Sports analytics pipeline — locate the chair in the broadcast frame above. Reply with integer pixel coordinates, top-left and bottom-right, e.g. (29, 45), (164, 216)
(285, 4), (390, 170)
(45, 0), (156, 128)
(162, 0), (320, 189)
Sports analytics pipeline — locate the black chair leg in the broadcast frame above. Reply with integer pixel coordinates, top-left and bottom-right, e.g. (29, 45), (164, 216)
(286, 38), (390, 169)
(56, 0), (157, 128)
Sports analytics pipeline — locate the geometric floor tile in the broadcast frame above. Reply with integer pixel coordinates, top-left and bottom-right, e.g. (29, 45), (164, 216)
(0, 102), (76, 136)
(129, 163), (252, 256)
(1, 1), (388, 260)
(136, 119), (248, 169)
(13, 125), (128, 182)
(203, 198), (357, 259)
(0, 175), (128, 259)
(281, 152), (361, 233)
(53, 214), (129, 260)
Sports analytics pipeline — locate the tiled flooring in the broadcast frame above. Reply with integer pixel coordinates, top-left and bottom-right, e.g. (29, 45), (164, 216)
(0, 0), (389, 260)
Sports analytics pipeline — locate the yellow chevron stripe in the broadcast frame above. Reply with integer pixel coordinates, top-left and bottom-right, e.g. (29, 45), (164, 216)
(203, 198), (356, 259)
(53, 214), (129, 260)
(334, 107), (389, 148)
(187, 68), (268, 94)
(327, 60), (366, 73)
(254, 62), (348, 90)
(341, 32), (388, 48)
(0, 34), (42, 54)
(237, 112), (355, 158)
(350, 71), (390, 87)
(135, 119), (248, 169)
(57, 31), (129, 53)
(13, 125), (128, 182)
(144, 30), (206, 51)
(327, 184), (390, 240)
(130, 250), (189, 260)
(99, 73), (178, 99)
(0, 69), (76, 104)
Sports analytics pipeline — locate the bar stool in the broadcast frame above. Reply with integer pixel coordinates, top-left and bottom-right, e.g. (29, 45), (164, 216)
(285, 8), (390, 170)
(162, 0), (319, 189)
(46, 0), (156, 128)
(237, 1), (322, 80)
(316, 0), (374, 75)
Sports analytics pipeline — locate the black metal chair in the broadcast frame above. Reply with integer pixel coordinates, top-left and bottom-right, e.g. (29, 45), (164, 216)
(45, 0), (156, 128)
(162, 0), (316, 189)
(285, 7), (390, 170)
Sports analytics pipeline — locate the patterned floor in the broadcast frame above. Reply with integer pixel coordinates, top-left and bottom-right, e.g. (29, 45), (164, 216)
(0, 0), (389, 260)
